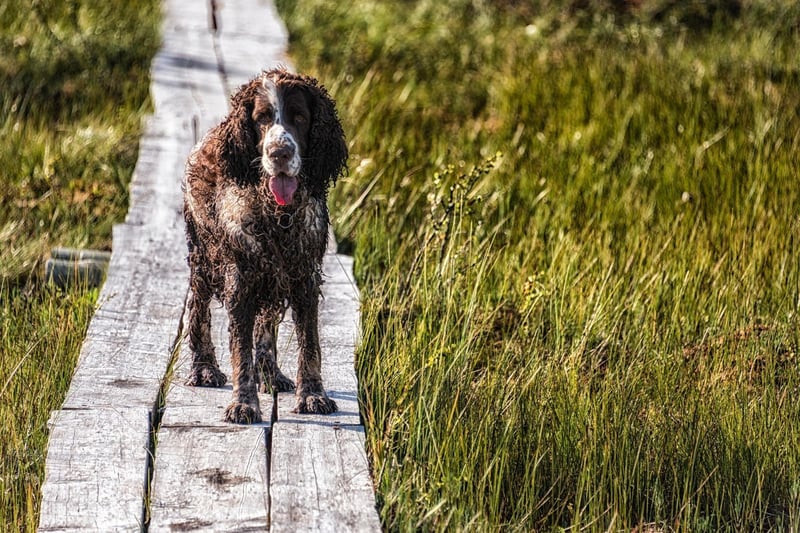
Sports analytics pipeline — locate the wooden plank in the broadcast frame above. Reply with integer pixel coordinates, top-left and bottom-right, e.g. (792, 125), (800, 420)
(148, 426), (270, 532)
(322, 248), (357, 283)
(38, 0), (223, 529)
(124, 118), (193, 229)
(270, 423), (381, 533)
(152, 0), (228, 130)
(213, 0), (290, 87)
(38, 408), (151, 532)
(270, 247), (380, 531)
(61, 224), (187, 410)
(127, 0), (228, 229)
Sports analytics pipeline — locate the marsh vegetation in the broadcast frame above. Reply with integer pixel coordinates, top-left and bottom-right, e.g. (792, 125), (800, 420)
(277, 0), (800, 529)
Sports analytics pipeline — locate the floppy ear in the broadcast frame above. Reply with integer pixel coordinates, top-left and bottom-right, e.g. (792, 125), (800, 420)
(302, 75), (348, 198)
(218, 80), (261, 186)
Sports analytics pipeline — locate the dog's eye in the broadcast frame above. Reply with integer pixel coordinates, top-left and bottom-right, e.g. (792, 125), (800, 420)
(253, 105), (274, 124)
(294, 114), (307, 125)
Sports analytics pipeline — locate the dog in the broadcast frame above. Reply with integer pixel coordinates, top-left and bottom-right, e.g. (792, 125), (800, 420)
(182, 68), (348, 423)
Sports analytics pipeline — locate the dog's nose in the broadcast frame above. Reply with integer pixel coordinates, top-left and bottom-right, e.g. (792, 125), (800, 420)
(268, 145), (293, 163)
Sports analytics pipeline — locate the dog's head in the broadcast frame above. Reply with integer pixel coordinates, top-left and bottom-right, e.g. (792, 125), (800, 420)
(219, 69), (348, 205)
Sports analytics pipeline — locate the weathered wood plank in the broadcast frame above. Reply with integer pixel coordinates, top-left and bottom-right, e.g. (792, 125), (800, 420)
(322, 247), (357, 282)
(148, 425), (270, 532)
(270, 247), (380, 530)
(270, 423), (381, 533)
(38, 0), (223, 529)
(61, 224), (187, 410)
(38, 408), (151, 532)
(151, 0), (228, 129)
(213, 0), (290, 88)
(126, 0), (228, 229)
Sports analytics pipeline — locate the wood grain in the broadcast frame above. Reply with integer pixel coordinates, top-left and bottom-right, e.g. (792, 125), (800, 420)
(270, 423), (381, 533)
(148, 425), (269, 532)
(38, 408), (152, 532)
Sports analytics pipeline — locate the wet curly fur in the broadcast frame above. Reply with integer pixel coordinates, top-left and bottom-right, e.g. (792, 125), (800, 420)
(183, 69), (347, 423)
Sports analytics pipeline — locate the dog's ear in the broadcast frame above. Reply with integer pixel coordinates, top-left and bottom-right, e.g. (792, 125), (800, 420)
(302, 76), (348, 198)
(219, 80), (261, 185)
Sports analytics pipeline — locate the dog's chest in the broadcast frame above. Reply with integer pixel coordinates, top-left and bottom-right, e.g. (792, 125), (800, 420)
(216, 186), (328, 264)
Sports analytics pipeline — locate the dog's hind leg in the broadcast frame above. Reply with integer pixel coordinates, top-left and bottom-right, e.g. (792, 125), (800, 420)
(254, 308), (295, 393)
(185, 269), (227, 388)
(222, 279), (262, 424)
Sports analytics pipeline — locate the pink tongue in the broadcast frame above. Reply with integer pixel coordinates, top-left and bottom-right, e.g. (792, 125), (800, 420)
(268, 175), (298, 206)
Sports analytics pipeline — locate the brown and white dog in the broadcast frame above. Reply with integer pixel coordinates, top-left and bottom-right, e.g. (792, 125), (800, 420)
(182, 69), (348, 423)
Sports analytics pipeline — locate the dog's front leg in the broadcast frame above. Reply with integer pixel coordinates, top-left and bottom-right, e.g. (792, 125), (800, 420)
(291, 282), (337, 414)
(223, 286), (262, 424)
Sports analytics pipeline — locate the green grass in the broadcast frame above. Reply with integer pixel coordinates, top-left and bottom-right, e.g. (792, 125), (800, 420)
(277, 0), (800, 530)
(0, 0), (159, 529)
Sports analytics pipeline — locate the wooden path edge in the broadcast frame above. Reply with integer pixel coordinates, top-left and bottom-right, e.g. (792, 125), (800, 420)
(37, 0), (381, 531)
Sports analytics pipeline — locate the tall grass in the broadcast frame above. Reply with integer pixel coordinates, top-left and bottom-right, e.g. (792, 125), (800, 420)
(0, 285), (98, 528)
(278, 0), (800, 530)
(0, 0), (159, 529)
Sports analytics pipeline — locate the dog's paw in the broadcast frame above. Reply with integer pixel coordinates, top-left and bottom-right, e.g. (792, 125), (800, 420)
(185, 365), (227, 387)
(293, 392), (337, 414)
(260, 371), (296, 394)
(223, 401), (262, 424)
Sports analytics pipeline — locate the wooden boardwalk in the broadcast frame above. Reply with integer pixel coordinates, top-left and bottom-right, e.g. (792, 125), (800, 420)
(37, 0), (380, 531)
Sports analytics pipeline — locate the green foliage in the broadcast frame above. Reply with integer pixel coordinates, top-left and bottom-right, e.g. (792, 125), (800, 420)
(0, 0), (159, 284)
(0, 0), (159, 529)
(0, 285), (97, 530)
(278, 0), (800, 530)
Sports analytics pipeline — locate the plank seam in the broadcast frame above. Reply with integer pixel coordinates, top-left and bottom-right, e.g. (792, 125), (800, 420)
(265, 380), (279, 528)
(208, 0), (232, 101)
(142, 288), (189, 532)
